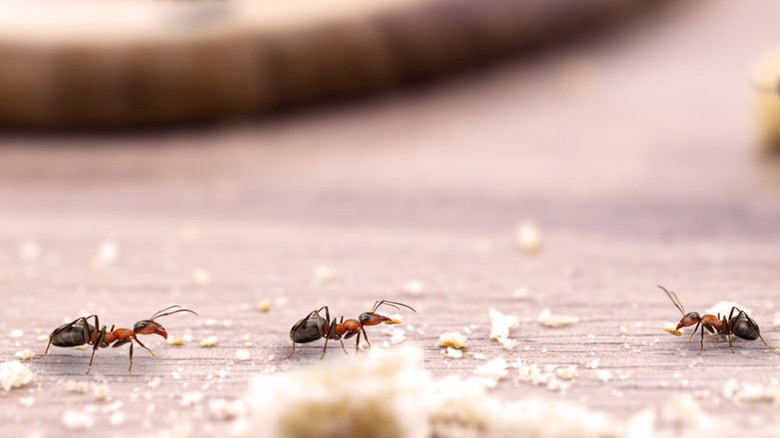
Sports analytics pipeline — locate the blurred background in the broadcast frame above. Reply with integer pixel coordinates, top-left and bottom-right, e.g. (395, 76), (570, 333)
(2, 0), (780, 436)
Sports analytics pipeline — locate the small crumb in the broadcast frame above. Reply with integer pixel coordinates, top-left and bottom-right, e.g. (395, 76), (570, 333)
(203, 319), (218, 327)
(555, 365), (578, 380)
(474, 357), (509, 384)
(257, 300), (272, 312)
(64, 380), (89, 393)
(489, 309), (519, 350)
(146, 377), (160, 389)
(438, 332), (468, 349)
(200, 336), (219, 347)
(209, 399), (246, 420)
(619, 326), (628, 335)
(383, 314), (404, 325)
(243, 334), (251, 341)
(168, 336), (184, 346)
(595, 370), (613, 383)
(663, 323), (682, 337)
(109, 412), (125, 426)
(37, 335), (49, 342)
(183, 334), (193, 343)
(0, 361), (34, 390)
(62, 411), (94, 430)
(511, 288), (530, 300)
(444, 347), (463, 359)
(18, 240), (40, 262)
(73, 345), (87, 350)
(244, 342), (253, 348)
(193, 269), (212, 285)
(19, 397), (34, 407)
(9, 329), (23, 338)
(15, 350), (35, 360)
(389, 329), (405, 345)
(398, 280), (424, 296)
(584, 358), (600, 369)
(312, 266), (334, 283)
(472, 353), (487, 360)
(181, 392), (205, 407)
(624, 343), (630, 350)
(235, 350), (250, 361)
(538, 309), (579, 328)
(93, 384), (111, 401)
(515, 222), (541, 254)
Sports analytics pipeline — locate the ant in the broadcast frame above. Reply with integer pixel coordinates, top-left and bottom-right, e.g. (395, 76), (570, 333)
(660, 285), (773, 353)
(37, 305), (198, 375)
(287, 299), (415, 359)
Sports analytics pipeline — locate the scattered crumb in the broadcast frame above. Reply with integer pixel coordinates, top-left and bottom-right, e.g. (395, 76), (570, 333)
(472, 353), (487, 360)
(257, 300), (272, 312)
(538, 309), (579, 328)
(18, 240), (40, 262)
(388, 328), (406, 345)
(10, 329), (23, 338)
(64, 380), (89, 393)
(398, 280), (424, 296)
(312, 266), (334, 284)
(438, 332), (468, 349)
(511, 288), (530, 300)
(181, 392), (205, 407)
(203, 319), (218, 327)
(663, 323), (682, 337)
(209, 399), (247, 420)
(19, 397), (34, 407)
(109, 412), (125, 426)
(514, 360), (571, 393)
(183, 334), (194, 343)
(584, 358), (600, 369)
(489, 309), (519, 350)
(15, 350), (35, 360)
(443, 347), (463, 359)
(0, 361), (34, 390)
(146, 377), (160, 389)
(192, 269), (212, 285)
(200, 336), (219, 347)
(555, 366), (578, 380)
(515, 222), (541, 254)
(236, 350), (250, 361)
(620, 326), (628, 335)
(63, 411), (94, 430)
(168, 336), (184, 346)
(595, 370), (613, 383)
(93, 383), (111, 401)
(474, 358), (509, 385)
(383, 314), (404, 325)
(37, 335), (49, 342)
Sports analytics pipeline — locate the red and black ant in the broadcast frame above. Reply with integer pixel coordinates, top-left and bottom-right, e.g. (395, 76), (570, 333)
(287, 299), (415, 359)
(660, 285), (773, 353)
(37, 305), (198, 375)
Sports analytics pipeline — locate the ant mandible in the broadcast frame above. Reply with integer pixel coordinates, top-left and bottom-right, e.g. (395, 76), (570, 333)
(660, 285), (773, 353)
(287, 299), (415, 359)
(37, 305), (198, 375)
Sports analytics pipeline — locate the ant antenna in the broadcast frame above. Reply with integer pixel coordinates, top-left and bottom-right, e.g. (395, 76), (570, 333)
(148, 305), (198, 321)
(372, 300), (416, 313)
(658, 285), (685, 316)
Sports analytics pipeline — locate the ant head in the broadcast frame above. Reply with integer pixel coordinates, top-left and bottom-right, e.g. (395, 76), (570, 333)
(134, 320), (167, 338)
(358, 312), (391, 327)
(678, 312), (701, 329)
(134, 305), (198, 339)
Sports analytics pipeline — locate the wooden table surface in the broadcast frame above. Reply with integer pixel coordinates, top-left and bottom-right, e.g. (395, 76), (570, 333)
(2, 1), (780, 436)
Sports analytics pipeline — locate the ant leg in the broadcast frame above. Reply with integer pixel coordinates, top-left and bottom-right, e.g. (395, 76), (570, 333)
(86, 326), (107, 375)
(687, 321), (701, 344)
(723, 316), (734, 353)
(321, 335), (330, 359)
(128, 342), (134, 375)
(360, 326), (371, 351)
(340, 338), (348, 355)
(133, 337), (156, 357)
(699, 324), (705, 354)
